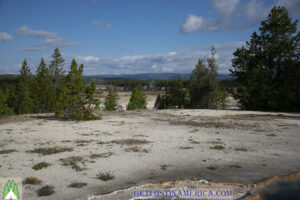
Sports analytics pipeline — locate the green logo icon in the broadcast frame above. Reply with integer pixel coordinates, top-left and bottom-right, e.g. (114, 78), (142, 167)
(2, 180), (20, 200)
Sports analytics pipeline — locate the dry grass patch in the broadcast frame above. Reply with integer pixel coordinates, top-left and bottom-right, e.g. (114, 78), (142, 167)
(68, 182), (87, 188)
(33, 162), (50, 170)
(37, 185), (55, 196)
(23, 177), (42, 185)
(160, 164), (172, 171)
(189, 139), (200, 144)
(0, 149), (17, 154)
(60, 156), (86, 172)
(96, 171), (114, 181)
(90, 152), (114, 159)
(125, 145), (149, 153)
(235, 147), (248, 152)
(179, 146), (193, 150)
(207, 166), (217, 170)
(210, 145), (225, 150)
(111, 139), (150, 145)
(27, 146), (73, 155)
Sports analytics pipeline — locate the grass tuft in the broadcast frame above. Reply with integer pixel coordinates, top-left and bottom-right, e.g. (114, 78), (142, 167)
(37, 185), (55, 196)
(210, 145), (225, 150)
(27, 146), (73, 155)
(68, 182), (87, 188)
(90, 152), (114, 159)
(60, 156), (86, 172)
(33, 162), (50, 170)
(124, 146), (149, 153)
(96, 171), (114, 181)
(111, 139), (150, 145)
(0, 149), (17, 154)
(235, 147), (248, 152)
(23, 177), (42, 185)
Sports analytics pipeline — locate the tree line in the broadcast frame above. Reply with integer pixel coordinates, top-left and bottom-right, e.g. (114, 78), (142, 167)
(0, 48), (100, 120)
(1, 6), (299, 116)
(155, 47), (227, 109)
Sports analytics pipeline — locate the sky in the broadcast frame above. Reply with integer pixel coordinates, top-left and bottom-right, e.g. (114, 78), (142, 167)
(0, 0), (299, 75)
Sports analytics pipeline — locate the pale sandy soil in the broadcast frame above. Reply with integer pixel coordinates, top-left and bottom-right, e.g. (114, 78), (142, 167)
(0, 108), (300, 200)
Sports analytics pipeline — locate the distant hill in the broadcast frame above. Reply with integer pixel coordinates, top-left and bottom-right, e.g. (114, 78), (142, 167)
(84, 73), (230, 81)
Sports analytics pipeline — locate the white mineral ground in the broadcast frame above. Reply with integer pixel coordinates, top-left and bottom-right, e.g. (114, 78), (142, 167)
(0, 93), (300, 200)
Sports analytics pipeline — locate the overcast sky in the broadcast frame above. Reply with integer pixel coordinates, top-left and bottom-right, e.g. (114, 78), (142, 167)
(0, 0), (299, 75)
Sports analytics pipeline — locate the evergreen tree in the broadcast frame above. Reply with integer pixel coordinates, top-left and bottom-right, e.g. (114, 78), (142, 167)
(127, 85), (147, 110)
(0, 89), (14, 116)
(55, 59), (85, 120)
(230, 6), (300, 111)
(14, 59), (34, 114)
(55, 60), (100, 120)
(189, 59), (210, 108)
(85, 81), (100, 119)
(154, 94), (162, 109)
(189, 47), (227, 109)
(49, 47), (65, 96)
(104, 86), (119, 110)
(168, 76), (185, 108)
(35, 58), (55, 113)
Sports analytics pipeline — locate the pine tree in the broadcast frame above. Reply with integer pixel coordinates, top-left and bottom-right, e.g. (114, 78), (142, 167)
(85, 81), (100, 119)
(189, 59), (210, 108)
(230, 6), (300, 111)
(168, 76), (185, 108)
(49, 47), (65, 97)
(35, 58), (54, 113)
(127, 85), (147, 110)
(104, 86), (119, 110)
(14, 59), (34, 114)
(0, 89), (14, 116)
(55, 59), (85, 120)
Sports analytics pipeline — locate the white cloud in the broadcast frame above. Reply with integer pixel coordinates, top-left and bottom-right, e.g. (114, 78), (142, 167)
(0, 32), (13, 43)
(77, 55), (100, 62)
(91, 20), (112, 30)
(17, 25), (58, 38)
(181, 0), (288, 33)
(104, 24), (112, 30)
(2, 42), (245, 75)
(17, 25), (76, 51)
(91, 20), (102, 27)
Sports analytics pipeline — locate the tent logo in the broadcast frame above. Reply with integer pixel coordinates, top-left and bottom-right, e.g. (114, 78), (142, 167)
(2, 180), (20, 200)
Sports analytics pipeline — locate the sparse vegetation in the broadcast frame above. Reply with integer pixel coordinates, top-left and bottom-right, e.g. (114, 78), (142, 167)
(60, 156), (86, 172)
(90, 152), (114, 159)
(0, 149), (16, 154)
(33, 162), (50, 170)
(37, 185), (55, 196)
(179, 146), (193, 150)
(23, 177), (42, 185)
(125, 145), (149, 153)
(160, 164), (172, 171)
(210, 145), (225, 150)
(111, 139), (150, 145)
(68, 182), (87, 188)
(27, 146), (73, 155)
(96, 171), (114, 181)
(235, 147), (248, 152)
(207, 166), (217, 170)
